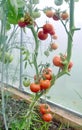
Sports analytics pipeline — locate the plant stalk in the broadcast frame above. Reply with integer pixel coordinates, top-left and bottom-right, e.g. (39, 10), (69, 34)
(30, 26), (39, 76)
(0, 11), (8, 130)
(67, 0), (75, 63)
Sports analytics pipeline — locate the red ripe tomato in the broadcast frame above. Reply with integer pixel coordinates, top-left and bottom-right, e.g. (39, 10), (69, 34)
(43, 23), (54, 34)
(39, 104), (51, 114)
(30, 83), (41, 93)
(49, 29), (55, 35)
(61, 12), (69, 20)
(53, 13), (60, 21)
(18, 21), (26, 28)
(38, 30), (48, 40)
(40, 79), (51, 90)
(42, 113), (52, 122)
(45, 10), (54, 18)
(68, 61), (73, 71)
(50, 43), (58, 50)
(53, 56), (63, 67)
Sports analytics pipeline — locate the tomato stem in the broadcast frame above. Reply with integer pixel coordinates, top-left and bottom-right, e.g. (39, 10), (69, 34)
(30, 26), (39, 76)
(66, 0), (75, 63)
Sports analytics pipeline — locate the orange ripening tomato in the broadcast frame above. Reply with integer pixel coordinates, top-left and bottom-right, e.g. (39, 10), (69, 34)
(50, 43), (58, 50)
(43, 23), (54, 34)
(42, 73), (52, 80)
(61, 12), (69, 20)
(52, 34), (58, 39)
(40, 79), (51, 90)
(38, 30), (48, 40)
(42, 68), (52, 80)
(39, 104), (51, 114)
(42, 113), (53, 122)
(43, 68), (52, 74)
(30, 83), (41, 93)
(45, 10), (54, 18)
(53, 55), (63, 67)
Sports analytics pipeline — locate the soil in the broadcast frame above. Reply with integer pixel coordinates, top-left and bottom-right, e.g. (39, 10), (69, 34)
(0, 91), (75, 130)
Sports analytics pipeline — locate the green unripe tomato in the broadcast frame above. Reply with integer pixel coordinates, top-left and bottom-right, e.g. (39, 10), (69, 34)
(23, 78), (31, 87)
(0, 52), (13, 64)
(4, 52), (13, 64)
(32, 11), (41, 19)
(9, 55), (13, 63)
(54, 0), (63, 6)
(32, 0), (39, 4)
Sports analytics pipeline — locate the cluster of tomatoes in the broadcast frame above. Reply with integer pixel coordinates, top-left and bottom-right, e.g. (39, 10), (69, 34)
(38, 23), (56, 40)
(53, 55), (73, 71)
(30, 67), (53, 93)
(44, 9), (69, 21)
(39, 103), (53, 122)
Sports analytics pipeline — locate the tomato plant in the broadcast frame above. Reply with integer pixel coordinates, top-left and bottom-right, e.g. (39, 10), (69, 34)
(0, 0), (78, 129)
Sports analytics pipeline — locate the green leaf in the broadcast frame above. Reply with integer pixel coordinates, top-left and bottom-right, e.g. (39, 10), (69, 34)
(7, 7), (24, 24)
(17, 0), (26, 8)
(6, 22), (11, 30)
(74, 0), (79, 2)
(9, 0), (18, 16)
(7, 16), (18, 24)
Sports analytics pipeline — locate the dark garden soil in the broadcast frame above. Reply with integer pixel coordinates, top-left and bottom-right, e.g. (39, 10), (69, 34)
(0, 91), (75, 130)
